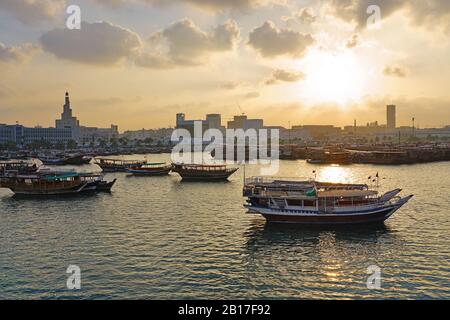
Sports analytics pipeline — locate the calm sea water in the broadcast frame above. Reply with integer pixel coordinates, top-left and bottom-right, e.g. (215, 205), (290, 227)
(0, 155), (449, 299)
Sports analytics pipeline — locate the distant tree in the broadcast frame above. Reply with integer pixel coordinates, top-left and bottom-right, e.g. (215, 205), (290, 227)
(119, 137), (129, 147)
(144, 137), (154, 144)
(27, 139), (53, 150)
(55, 141), (65, 150)
(66, 139), (78, 149)
(0, 141), (17, 151)
(99, 139), (107, 148)
(110, 138), (118, 149)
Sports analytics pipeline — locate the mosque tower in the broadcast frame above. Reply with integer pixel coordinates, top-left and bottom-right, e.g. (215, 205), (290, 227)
(56, 92), (80, 129)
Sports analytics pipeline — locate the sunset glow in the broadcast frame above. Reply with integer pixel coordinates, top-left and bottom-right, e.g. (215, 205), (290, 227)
(0, 0), (449, 129)
(301, 51), (367, 105)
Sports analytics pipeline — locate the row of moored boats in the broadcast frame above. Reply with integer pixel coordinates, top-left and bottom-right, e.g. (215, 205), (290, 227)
(94, 158), (239, 181)
(0, 159), (413, 225)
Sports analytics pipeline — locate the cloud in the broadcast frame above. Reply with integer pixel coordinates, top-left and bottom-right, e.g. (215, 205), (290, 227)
(135, 19), (240, 68)
(327, 0), (450, 34)
(265, 69), (305, 85)
(91, 0), (123, 7)
(346, 34), (360, 48)
(243, 91), (260, 99)
(383, 66), (407, 78)
(248, 21), (314, 58)
(39, 21), (142, 65)
(95, 0), (280, 12)
(326, 0), (406, 29)
(155, 0), (263, 11)
(408, 1), (450, 34)
(133, 53), (175, 69)
(0, 0), (65, 24)
(297, 7), (317, 24)
(282, 7), (317, 26)
(0, 42), (38, 63)
(220, 81), (244, 90)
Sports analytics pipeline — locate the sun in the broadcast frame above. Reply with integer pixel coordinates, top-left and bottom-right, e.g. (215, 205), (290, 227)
(300, 50), (366, 105)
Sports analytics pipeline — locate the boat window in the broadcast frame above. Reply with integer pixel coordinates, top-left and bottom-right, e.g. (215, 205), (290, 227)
(304, 200), (316, 207)
(287, 199), (302, 206)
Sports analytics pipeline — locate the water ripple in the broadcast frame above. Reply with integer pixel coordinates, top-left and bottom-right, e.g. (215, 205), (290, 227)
(0, 157), (449, 299)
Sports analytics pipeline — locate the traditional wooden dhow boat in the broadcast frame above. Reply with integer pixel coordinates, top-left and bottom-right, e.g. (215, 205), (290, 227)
(38, 155), (67, 165)
(77, 173), (117, 192)
(38, 154), (92, 166)
(95, 179), (117, 192)
(0, 161), (39, 175)
(243, 177), (413, 225)
(94, 158), (144, 172)
(64, 154), (92, 165)
(306, 151), (351, 165)
(0, 171), (116, 195)
(0, 172), (88, 195)
(126, 163), (172, 176)
(171, 163), (238, 181)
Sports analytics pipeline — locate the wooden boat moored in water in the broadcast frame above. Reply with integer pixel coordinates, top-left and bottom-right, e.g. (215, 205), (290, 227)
(126, 163), (172, 176)
(94, 158), (144, 172)
(243, 177), (413, 225)
(0, 171), (116, 195)
(171, 163), (238, 181)
(0, 161), (39, 175)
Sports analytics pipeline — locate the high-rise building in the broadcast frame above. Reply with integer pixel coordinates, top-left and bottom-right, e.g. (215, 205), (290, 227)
(227, 115), (263, 130)
(387, 105), (396, 130)
(206, 114), (221, 129)
(176, 113), (225, 134)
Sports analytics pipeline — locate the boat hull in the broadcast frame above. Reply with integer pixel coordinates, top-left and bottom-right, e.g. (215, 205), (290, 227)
(247, 202), (411, 225)
(6, 183), (88, 196)
(262, 208), (396, 225)
(174, 168), (238, 181)
(64, 155), (92, 165)
(179, 173), (234, 181)
(96, 179), (116, 192)
(40, 159), (66, 165)
(81, 179), (116, 192)
(126, 168), (171, 176)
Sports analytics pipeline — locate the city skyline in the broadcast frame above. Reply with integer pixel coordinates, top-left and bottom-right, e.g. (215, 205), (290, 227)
(1, 1), (450, 130)
(3, 91), (448, 133)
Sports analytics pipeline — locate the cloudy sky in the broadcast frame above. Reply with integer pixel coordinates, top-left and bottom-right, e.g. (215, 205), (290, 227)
(0, 0), (449, 130)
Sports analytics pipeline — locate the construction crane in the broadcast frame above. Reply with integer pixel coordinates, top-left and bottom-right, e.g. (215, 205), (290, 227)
(236, 103), (246, 116)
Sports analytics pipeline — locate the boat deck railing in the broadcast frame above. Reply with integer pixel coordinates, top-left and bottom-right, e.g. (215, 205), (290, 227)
(174, 164), (235, 172)
(245, 177), (369, 190)
(245, 176), (313, 185)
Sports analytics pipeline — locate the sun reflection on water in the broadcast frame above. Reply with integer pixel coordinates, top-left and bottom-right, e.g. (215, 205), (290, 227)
(316, 166), (353, 183)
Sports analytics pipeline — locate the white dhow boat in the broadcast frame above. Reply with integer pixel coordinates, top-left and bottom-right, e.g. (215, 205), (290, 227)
(243, 177), (413, 225)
